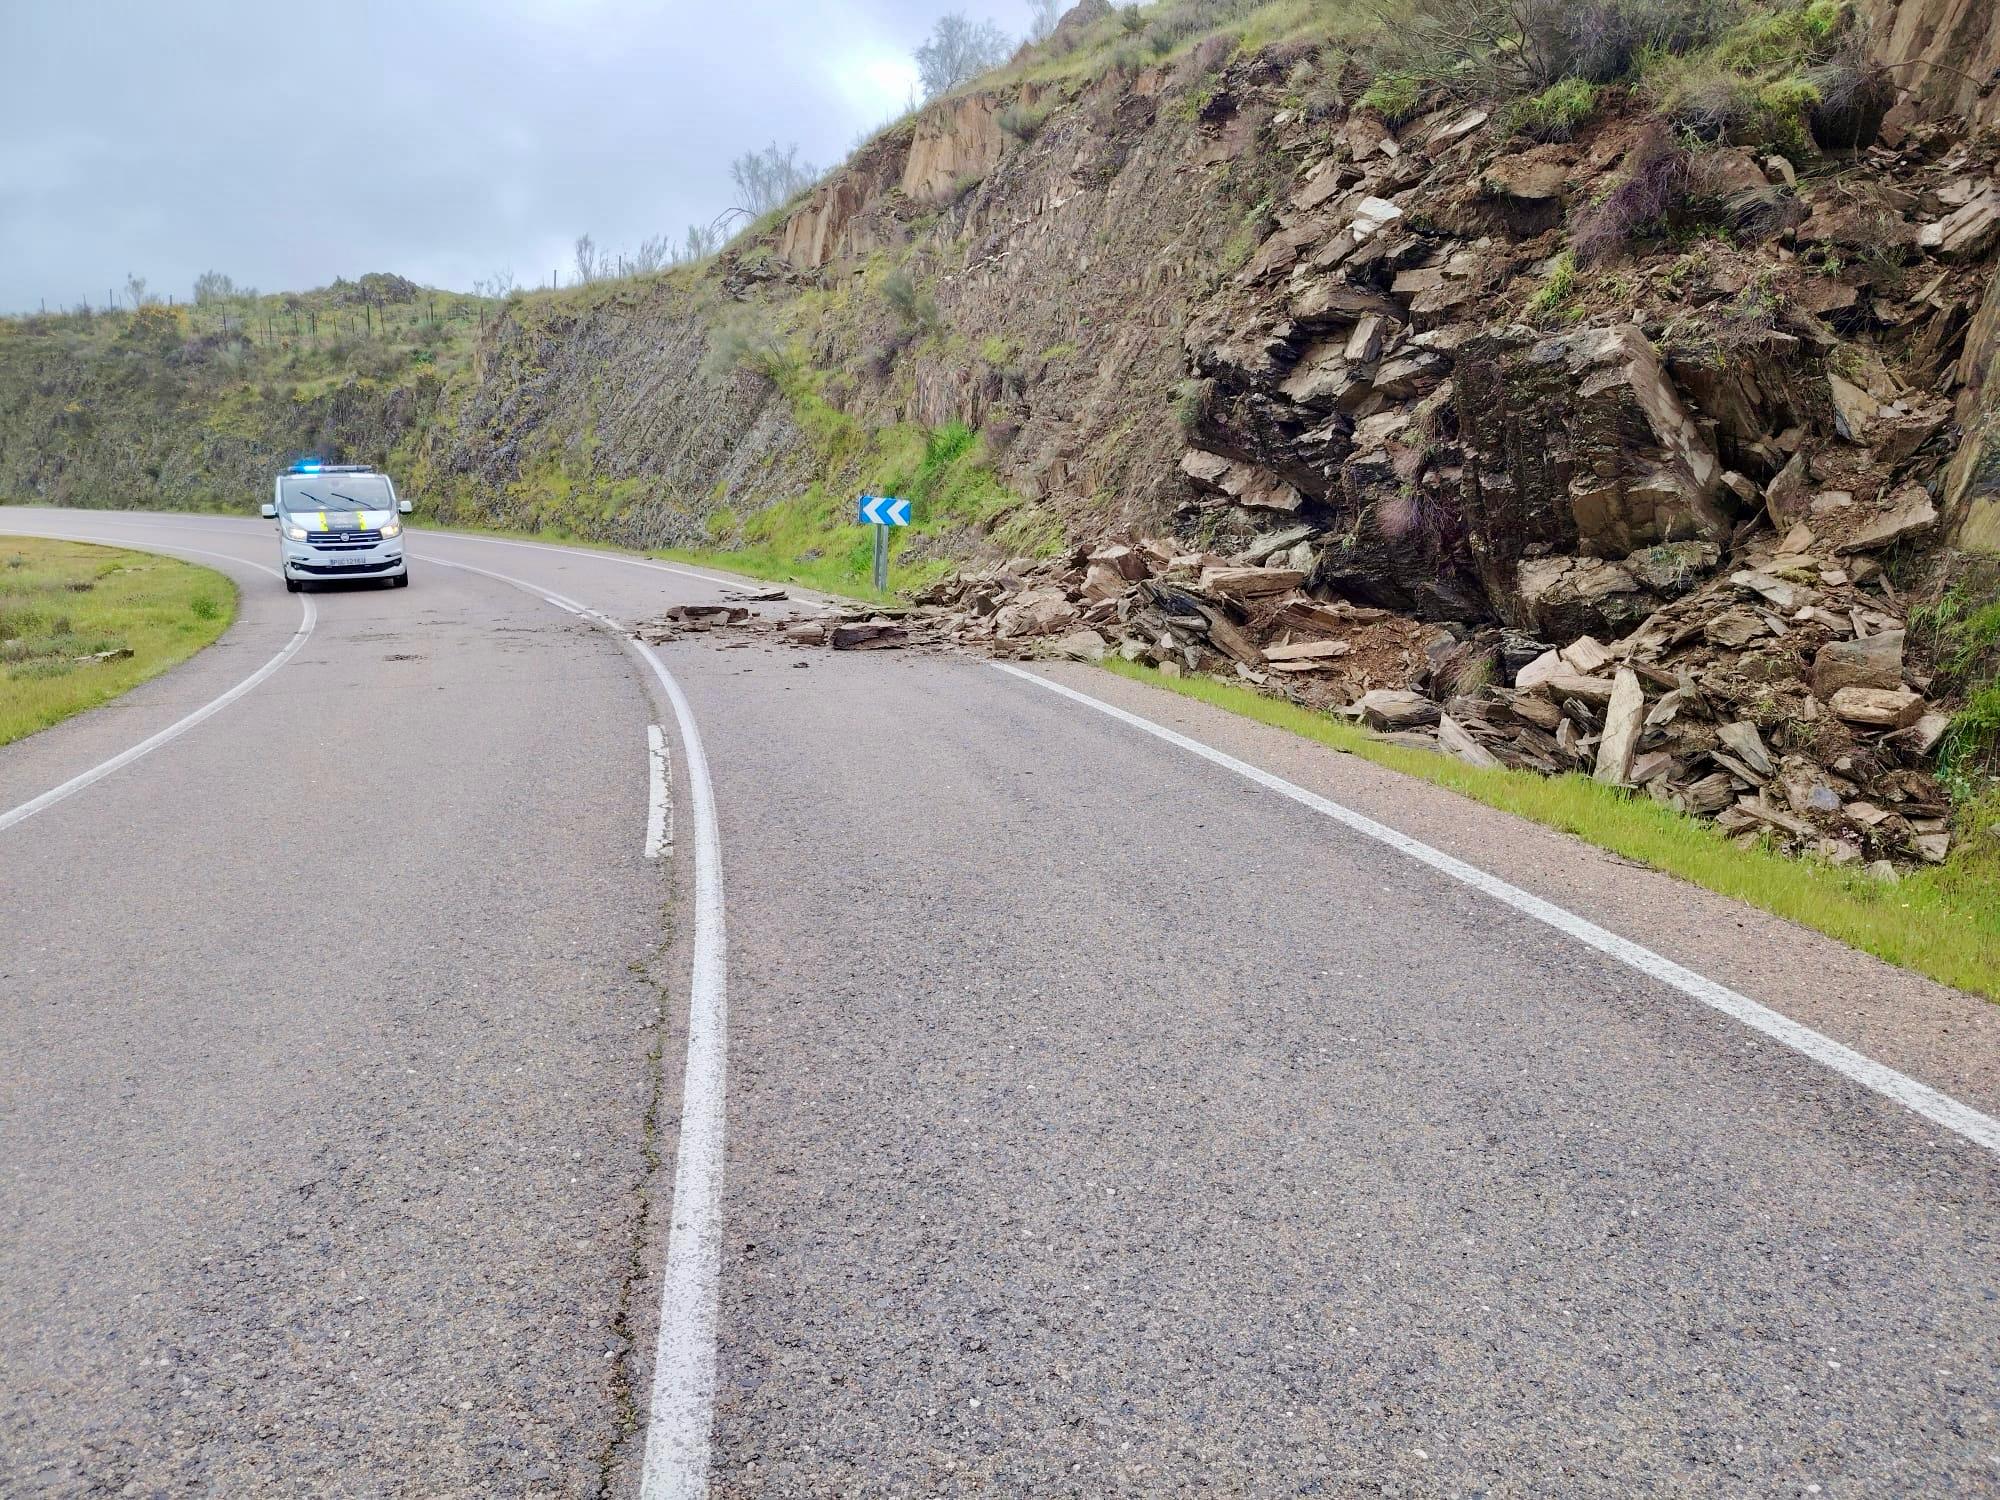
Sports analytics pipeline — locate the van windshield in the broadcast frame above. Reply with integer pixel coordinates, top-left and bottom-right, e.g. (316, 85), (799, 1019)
(280, 474), (393, 511)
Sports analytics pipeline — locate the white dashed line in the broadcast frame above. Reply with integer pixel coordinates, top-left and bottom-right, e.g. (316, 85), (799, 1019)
(994, 662), (2000, 1160)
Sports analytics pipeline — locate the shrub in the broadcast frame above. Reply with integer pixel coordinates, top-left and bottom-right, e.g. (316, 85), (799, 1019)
(1145, 12), (1199, 56)
(1755, 73), (1821, 155)
(1572, 126), (1694, 261)
(881, 270), (941, 334)
(1359, 70), (1426, 123)
(1525, 249), (1580, 322)
(1174, 377), (1213, 435)
(1804, 50), (1894, 149)
(1504, 77), (1600, 140)
(1371, 0), (1738, 100)
(702, 305), (793, 384)
(998, 101), (1051, 140)
(1643, 52), (1756, 139)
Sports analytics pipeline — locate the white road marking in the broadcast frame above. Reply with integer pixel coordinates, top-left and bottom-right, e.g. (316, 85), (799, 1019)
(425, 554), (730, 1496)
(630, 637), (728, 1500)
(646, 724), (674, 859)
(994, 663), (2000, 1160)
(0, 537), (315, 836)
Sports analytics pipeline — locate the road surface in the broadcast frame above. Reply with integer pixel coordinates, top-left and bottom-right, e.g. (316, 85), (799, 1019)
(2, 508), (1997, 1497)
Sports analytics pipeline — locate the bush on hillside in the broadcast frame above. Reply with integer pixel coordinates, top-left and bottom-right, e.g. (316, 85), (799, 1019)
(1367, 0), (1737, 100)
(881, 270), (941, 335)
(1571, 124), (1694, 261)
(998, 100), (1053, 139)
(1503, 77), (1600, 139)
(1359, 70), (1426, 123)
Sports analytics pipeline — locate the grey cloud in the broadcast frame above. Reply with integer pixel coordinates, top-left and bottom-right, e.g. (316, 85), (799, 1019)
(0, 0), (1036, 310)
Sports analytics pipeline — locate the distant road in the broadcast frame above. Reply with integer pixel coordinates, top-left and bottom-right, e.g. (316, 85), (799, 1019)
(3, 509), (1998, 1496)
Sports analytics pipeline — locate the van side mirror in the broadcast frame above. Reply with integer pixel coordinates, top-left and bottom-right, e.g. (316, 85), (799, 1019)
(398, 500), (413, 515)
(261, 503), (277, 519)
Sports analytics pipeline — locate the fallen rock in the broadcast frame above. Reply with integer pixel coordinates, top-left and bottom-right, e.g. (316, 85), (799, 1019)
(1350, 689), (1441, 730)
(1593, 670), (1645, 785)
(1262, 639), (1353, 664)
(1829, 685), (1925, 727)
(1438, 712), (1503, 768)
(1047, 628), (1107, 662)
(1717, 720), (1775, 777)
(1534, 673), (1617, 706)
(1199, 566), (1307, 601)
(1811, 630), (1904, 698)
(830, 620), (908, 650)
(1836, 487), (1938, 553)
(992, 589), (1080, 639)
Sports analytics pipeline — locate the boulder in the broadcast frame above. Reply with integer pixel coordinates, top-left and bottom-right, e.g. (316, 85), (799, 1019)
(1180, 449), (1306, 513)
(1829, 685), (1926, 727)
(1438, 712), (1503, 768)
(1837, 486), (1939, 552)
(1811, 630), (1904, 698)
(1351, 689), (1441, 729)
(1594, 670), (1646, 785)
(1918, 191), (2000, 260)
(992, 589), (1080, 639)
(1456, 326), (1728, 617)
(1088, 543), (1150, 582)
(1048, 628), (1108, 662)
(1199, 566), (1306, 600)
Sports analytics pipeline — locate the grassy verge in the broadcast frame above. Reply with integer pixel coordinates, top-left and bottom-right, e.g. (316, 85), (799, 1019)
(0, 537), (236, 746)
(1102, 660), (2000, 999)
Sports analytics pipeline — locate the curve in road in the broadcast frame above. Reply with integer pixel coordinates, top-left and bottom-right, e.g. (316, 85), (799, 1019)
(3, 508), (1998, 1497)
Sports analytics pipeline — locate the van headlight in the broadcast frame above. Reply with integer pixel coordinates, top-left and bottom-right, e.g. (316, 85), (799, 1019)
(285, 523), (309, 540)
(380, 521), (402, 538)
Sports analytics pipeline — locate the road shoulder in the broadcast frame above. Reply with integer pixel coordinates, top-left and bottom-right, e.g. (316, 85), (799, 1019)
(1030, 658), (2000, 1119)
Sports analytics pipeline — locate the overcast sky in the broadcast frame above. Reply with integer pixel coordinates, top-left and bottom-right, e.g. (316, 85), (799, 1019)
(0, 0), (1037, 312)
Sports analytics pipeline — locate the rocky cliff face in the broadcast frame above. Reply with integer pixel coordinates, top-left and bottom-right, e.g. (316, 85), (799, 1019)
(1864, 0), (2000, 131)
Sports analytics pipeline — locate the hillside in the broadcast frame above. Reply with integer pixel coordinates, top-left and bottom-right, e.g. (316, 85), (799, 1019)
(2, 0), (1996, 864)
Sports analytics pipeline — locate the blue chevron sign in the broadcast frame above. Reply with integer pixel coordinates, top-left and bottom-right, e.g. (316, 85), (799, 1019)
(857, 494), (911, 526)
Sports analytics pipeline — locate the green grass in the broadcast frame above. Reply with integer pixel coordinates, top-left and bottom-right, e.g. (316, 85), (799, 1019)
(1504, 78), (1599, 140)
(1358, 69), (1425, 124)
(1525, 250), (1580, 325)
(0, 537), (236, 746)
(1101, 660), (2000, 999)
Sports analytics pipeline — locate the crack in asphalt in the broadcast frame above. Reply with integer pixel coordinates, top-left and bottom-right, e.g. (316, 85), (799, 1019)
(595, 911), (680, 1498)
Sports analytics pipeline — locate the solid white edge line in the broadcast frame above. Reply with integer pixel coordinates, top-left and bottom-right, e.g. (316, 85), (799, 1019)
(631, 637), (727, 1500)
(0, 536), (315, 835)
(992, 662), (2000, 1160)
(645, 724), (673, 860)
(423, 554), (728, 1496)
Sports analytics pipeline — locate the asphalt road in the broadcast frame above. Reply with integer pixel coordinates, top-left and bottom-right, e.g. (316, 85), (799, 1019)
(2, 508), (1997, 1498)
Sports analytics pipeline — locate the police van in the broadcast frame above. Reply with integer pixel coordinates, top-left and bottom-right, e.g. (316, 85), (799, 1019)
(261, 462), (413, 592)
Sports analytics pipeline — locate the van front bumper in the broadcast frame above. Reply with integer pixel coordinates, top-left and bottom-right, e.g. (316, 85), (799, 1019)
(282, 540), (406, 577)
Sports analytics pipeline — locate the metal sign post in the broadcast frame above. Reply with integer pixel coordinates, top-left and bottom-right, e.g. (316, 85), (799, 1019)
(856, 494), (912, 593)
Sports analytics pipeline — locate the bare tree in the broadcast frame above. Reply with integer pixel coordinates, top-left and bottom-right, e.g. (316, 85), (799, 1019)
(124, 272), (149, 308)
(472, 268), (516, 300)
(730, 142), (818, 217)
(573, 233), (602, 284)
(629, 234), (672, 275)
(915, 13), (1012, 98)
(679, 222), (723, 263)
(192, 270), (237, 305)
(1027, 0), (1064, 43)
